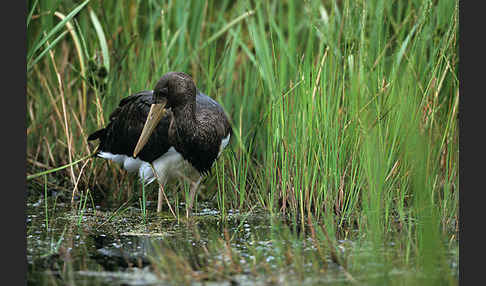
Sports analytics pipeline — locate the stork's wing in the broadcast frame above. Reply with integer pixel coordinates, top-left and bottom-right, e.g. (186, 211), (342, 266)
(88, 90), (172, 162)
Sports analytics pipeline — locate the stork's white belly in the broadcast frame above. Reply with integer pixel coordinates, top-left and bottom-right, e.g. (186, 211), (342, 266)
(98, 135), (229, 185)
(151, 147), (200, 184)
(98, 147), (199, 185)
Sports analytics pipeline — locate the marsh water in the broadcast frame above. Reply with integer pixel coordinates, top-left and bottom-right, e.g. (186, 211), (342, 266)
(27, 189), (459, 286)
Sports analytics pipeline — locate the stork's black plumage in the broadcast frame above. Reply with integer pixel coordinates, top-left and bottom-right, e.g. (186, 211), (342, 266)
(88, 72), (231, 216)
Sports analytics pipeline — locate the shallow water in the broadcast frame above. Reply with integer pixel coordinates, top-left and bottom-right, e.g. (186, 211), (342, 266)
(26, 191), (458, 286)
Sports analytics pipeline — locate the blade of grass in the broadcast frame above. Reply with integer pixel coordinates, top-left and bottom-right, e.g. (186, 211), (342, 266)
(27, 0), (39, 29)
(26, 153), (94, 180)
(27, 0), (90, 72)
(89, 8), (110, 74)
(28, 30), (69, 72)
(181, 10), (255, 66)
(44, 174), (49, 232)
(53, 11), (87, 119)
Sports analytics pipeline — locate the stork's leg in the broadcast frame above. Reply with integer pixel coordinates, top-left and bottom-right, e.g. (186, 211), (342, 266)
(186, 177), (202, 218)
(158, 184), (176, 217)
(157, 185), (164, 213)
(149, 163), (176, 217)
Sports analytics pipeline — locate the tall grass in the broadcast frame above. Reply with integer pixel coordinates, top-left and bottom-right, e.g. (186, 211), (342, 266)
(27, 0), (459, 282)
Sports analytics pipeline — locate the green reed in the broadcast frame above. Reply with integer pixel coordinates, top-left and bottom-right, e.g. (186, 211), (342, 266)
(27, 0), (459, 283)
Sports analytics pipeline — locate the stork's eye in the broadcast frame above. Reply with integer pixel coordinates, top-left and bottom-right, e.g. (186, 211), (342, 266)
(154, 87), (166, 98)
(157, 87), (168, 97)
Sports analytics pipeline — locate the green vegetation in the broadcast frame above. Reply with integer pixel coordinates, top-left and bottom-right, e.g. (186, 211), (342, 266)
(27, 0), (459, 284)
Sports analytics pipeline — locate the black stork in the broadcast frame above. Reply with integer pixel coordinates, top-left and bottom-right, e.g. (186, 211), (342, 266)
(88, 72), (232, 217)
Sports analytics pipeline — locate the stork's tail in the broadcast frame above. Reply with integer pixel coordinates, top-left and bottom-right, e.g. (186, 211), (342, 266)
(87, 128), (106, 157)
(87, 128), (105, 141)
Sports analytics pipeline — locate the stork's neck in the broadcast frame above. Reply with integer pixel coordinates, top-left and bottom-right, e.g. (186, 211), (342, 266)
(170, 99), (198, 142)
(172, 99), (196, 122)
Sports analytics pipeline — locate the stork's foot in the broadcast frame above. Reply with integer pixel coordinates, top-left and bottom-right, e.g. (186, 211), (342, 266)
(185, 177), (202, 218)
(185, 206), (192, 218)
(185, 193), (195, 218)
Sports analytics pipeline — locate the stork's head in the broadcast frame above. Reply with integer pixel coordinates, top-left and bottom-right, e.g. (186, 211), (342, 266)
(153, 72), (196, 108)
(132, 72), (196, 158)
